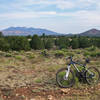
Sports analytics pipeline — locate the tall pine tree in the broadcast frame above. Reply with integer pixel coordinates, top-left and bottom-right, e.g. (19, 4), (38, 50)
(30, 34), (44, 50)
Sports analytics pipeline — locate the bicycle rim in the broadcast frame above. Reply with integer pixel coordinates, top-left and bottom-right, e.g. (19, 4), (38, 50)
(56, 68), (75, 88)
(86, 67), (100, 85)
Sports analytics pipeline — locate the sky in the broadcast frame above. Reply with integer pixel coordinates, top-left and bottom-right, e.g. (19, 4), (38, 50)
(0, 0), (100, 34)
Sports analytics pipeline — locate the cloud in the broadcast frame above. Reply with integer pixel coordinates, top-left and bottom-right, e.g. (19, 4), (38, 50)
(14, 0), (100, 10)
(0, 0), (100, 33)
(0, 0), (99, 13)
(0, 11), (57, 19)
(1, 9), (100, 22)
(55, 1), (75, 9)
(0, 0), (76, 11)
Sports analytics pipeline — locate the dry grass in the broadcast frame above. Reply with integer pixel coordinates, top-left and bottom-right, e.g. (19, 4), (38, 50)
(0, 49), (100, 100)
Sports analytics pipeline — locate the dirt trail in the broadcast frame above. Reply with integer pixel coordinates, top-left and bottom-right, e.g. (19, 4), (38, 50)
(0, 83), (100, 100)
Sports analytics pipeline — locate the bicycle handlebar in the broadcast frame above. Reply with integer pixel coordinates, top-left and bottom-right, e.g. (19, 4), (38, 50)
(65, 56), (90, 66)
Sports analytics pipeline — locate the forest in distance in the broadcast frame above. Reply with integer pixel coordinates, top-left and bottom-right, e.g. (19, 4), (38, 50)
(0, 31), (100, 51)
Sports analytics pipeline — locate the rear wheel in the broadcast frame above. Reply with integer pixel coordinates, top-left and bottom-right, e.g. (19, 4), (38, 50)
(56, 68), (75, 88)
(85, 67), (100, 85)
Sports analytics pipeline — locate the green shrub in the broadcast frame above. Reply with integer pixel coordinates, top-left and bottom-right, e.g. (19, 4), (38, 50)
(84, 51), (100, 57)
(86, 46), (97, 51)
(41, 50), (49, 57)
(84, 51), (90, 56)
(74, 49), (82, 54)
(95, 52), (100, 57)
(7, 36), (30, 51)
(14, 55), (22, 60)
(70, 38), (79, 49)
(55, 37), (70, 49)
(47, 65), (61, 72)
(13, 51), (19, 55)
(27, 54), (35, 59)
(5, 53), (13, 57)
(0, 38), (10, 51)
(74, 77), (80, 88)
(66, 52), (75, 56)
(45, 39), (53, 49)
(0, 51), (5, 56)
(34, 78), (42, 83)
(90, 52), (97, 57)
(61, 48), (68, 52)
(55, 50), (65, 57)
(20, 50), (25, 55)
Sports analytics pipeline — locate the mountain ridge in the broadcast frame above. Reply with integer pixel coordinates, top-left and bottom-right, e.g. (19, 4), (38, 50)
(1, 27), (100, 36)
(79, 28), (100, 37)
(2, 27), (63, 36)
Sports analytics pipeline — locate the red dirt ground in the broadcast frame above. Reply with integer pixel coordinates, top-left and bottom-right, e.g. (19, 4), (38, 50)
(0, 83), (100, 100)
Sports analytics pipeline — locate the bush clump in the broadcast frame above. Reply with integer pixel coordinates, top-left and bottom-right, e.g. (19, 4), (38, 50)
(27, 53), (35, 59)
(86, 46), (97, 51)
(5, 53), (13, 57)
(66, 52), (75, 57)
(0, 38), (10, 51)
(41, 50), (49, 57)
(84, 51), (90, 57)
(84, 51), (100, 57)
(90, 52), (100, 57)
(55, 50), (65, 58)
(0, 51), (5, 56)
(34, 78), (42, 83)
(14, 55), (23, 60)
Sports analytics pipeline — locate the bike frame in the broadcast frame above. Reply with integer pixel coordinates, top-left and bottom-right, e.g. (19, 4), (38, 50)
(65, 57), (87, 78)
(68, 57), (86, 70)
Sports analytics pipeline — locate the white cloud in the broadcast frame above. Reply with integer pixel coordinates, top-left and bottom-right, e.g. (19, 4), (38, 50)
(56, 1), (75, 9)
(1, 9), (100, 23)
(1, 0), (100, 12)
(0, 0), (100, 33)
(0, 11), (57, 19)
(14, 0), (100, 10)
(3, 0), (75, 10)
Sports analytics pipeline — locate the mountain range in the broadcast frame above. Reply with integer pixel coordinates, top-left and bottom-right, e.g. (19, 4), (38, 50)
(79, 29), (100, 37)
(1, 27), (62, 36)
(1, 27), (100, 37)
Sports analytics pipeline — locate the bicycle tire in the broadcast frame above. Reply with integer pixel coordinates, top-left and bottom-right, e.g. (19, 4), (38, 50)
(56, 68), (75, 88)
(85, 67), (100, 85)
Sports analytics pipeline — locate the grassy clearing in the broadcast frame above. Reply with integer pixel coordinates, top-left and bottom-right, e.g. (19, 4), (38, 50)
(0, 49), (100, 93)
(0, 49), (100, 100)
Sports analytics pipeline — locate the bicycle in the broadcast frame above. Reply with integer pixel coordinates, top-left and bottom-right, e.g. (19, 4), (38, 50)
(56, 56), (100, 88)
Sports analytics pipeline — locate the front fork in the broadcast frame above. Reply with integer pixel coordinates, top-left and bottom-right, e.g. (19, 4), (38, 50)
(64, 65), (71, 80)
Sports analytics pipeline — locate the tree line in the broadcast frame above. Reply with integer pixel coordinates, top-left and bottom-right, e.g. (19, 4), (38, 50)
(0, 32), (100, 51)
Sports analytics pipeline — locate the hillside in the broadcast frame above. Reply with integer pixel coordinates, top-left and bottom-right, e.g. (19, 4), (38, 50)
(80, 29), (100, 37)
(2, 27), (62, 36)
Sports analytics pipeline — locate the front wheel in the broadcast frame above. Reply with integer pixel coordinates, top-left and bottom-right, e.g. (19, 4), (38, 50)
(85, 67), (100, 85)
(56, 68), (75, 88)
